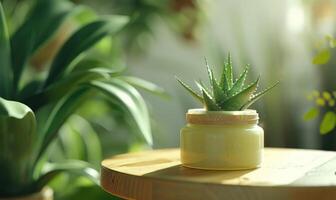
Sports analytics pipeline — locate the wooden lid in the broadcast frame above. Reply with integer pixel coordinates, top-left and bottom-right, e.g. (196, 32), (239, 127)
(186, 108), (258, 125)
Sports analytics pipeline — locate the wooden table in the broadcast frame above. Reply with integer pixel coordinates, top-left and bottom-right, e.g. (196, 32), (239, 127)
(101, 148), (336, 200)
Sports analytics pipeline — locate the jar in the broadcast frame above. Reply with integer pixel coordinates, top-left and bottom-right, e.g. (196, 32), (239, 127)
(180, 108), (264, 170)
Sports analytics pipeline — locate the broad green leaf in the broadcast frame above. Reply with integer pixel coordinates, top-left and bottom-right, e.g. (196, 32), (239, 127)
(303, 107), (319, 121)
(23, 68), (116, 110)
(121, 76), (168, 98)
(35, 160), (99, 191)
(320, 111), (336, 135)
(228, 65), (249, 97)
(241, 81), (279, 110)
(10, 0), (76, 91)
(0, 3), (13, 99)
(44, 16), (129, 87)
(87, 80), (153, 145)
(0, 98), (36, 195)
(67, 115), (102, 166)
(176, 76), (203, 103)
(312, 49), (330, 65)
(35, 88), (91, 163)
(201, 89), (220, 111)
(221, 77), (259, 111)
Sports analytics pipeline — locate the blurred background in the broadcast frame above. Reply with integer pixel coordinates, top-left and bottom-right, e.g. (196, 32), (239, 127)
(76, 0), (335, 150)
(4, 0), (336, 199)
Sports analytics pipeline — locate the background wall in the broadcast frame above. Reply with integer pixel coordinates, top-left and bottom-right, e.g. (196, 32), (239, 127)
(126, 0), (326, 149)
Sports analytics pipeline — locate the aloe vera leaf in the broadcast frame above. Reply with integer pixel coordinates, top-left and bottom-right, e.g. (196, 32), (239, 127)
(225, 53), (233, 89)
(240, 81), (279, 110)
(221, 77), (260, 110)
(176, 76), (203, 103)
(201, 89), (220, 111)
(228, 64), (249, 97)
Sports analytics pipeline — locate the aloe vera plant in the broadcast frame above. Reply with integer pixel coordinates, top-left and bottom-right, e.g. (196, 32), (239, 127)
(176, 55), (278, 111)
(0, 0), (161, 197)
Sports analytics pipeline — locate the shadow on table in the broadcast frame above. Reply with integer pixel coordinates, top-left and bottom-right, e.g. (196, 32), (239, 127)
(143, 163), (254, 184)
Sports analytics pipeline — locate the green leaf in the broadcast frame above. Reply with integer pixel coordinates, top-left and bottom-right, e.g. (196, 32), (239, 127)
(10, 0), (76, 92)
(0, 98), (36, 195)
(176, 76), (203, 103)
(240, 81), (279, 110)
(35, 88), (91, 163)
(87, 80), (153, 145)
(221, 77), (259, 111)
(303, 107), (319, 121)
(121, 76), (168, 98)
(211, 77), (226, 104)
(201, 89), (220, 111)
(205, 58), (214, 85)
(0, 2), (13, 99)
(44, 16), (129, 87)
(228, 65), (249, 97)
(225, 53), (233, 89)
(34, 160), (99, 191)
(67, 115), (102, 166)
(312, 49), (330, 65)
(220, 53), (233, 91)
(320, 111), (336, 135)
(23, 68), (117, 110)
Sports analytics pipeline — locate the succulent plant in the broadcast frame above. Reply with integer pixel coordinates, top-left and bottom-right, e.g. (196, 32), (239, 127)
(176, 54), (278, 111)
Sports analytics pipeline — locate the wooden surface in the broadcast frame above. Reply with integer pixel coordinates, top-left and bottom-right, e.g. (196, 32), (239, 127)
(101, 148), (336, 200)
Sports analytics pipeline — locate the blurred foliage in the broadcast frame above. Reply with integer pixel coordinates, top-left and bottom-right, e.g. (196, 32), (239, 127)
(305, 90), (336, 134)
(305, 35), (336, 135)
(0, 0), (164, 199)
(74, 0), (204, 52)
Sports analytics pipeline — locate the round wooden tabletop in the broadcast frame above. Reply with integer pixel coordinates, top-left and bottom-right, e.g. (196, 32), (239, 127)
(101, 148), (336, 200)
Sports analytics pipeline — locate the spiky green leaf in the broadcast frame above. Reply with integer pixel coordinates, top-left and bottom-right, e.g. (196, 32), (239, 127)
(240, 81), (279, 110)
(228, 65), (249, 97)
(201, 89), (220, 111)
(221, 77), (259, 110)
(176, 76), (203, 103)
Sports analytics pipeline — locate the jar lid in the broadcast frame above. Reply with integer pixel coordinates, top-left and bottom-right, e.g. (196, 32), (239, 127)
(186, 108), (259, 125)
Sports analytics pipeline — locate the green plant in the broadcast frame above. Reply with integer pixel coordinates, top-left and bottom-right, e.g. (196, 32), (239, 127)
(176, 54), (278, 111)
(0, 0), (160, 197)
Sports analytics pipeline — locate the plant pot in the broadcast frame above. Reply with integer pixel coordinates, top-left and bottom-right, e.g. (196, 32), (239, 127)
(0, 188), (53, 200)
(180, 108), (264, 170)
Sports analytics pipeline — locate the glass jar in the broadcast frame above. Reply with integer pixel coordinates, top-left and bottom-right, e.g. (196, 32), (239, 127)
(180, 109), (264, 170)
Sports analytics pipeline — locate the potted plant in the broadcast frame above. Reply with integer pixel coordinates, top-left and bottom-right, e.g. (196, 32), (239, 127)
(176, 55), (278, 170)
(0, 0), (158, 199)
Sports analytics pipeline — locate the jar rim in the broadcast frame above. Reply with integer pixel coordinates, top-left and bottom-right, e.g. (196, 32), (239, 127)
(186, 108), (259, 125)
